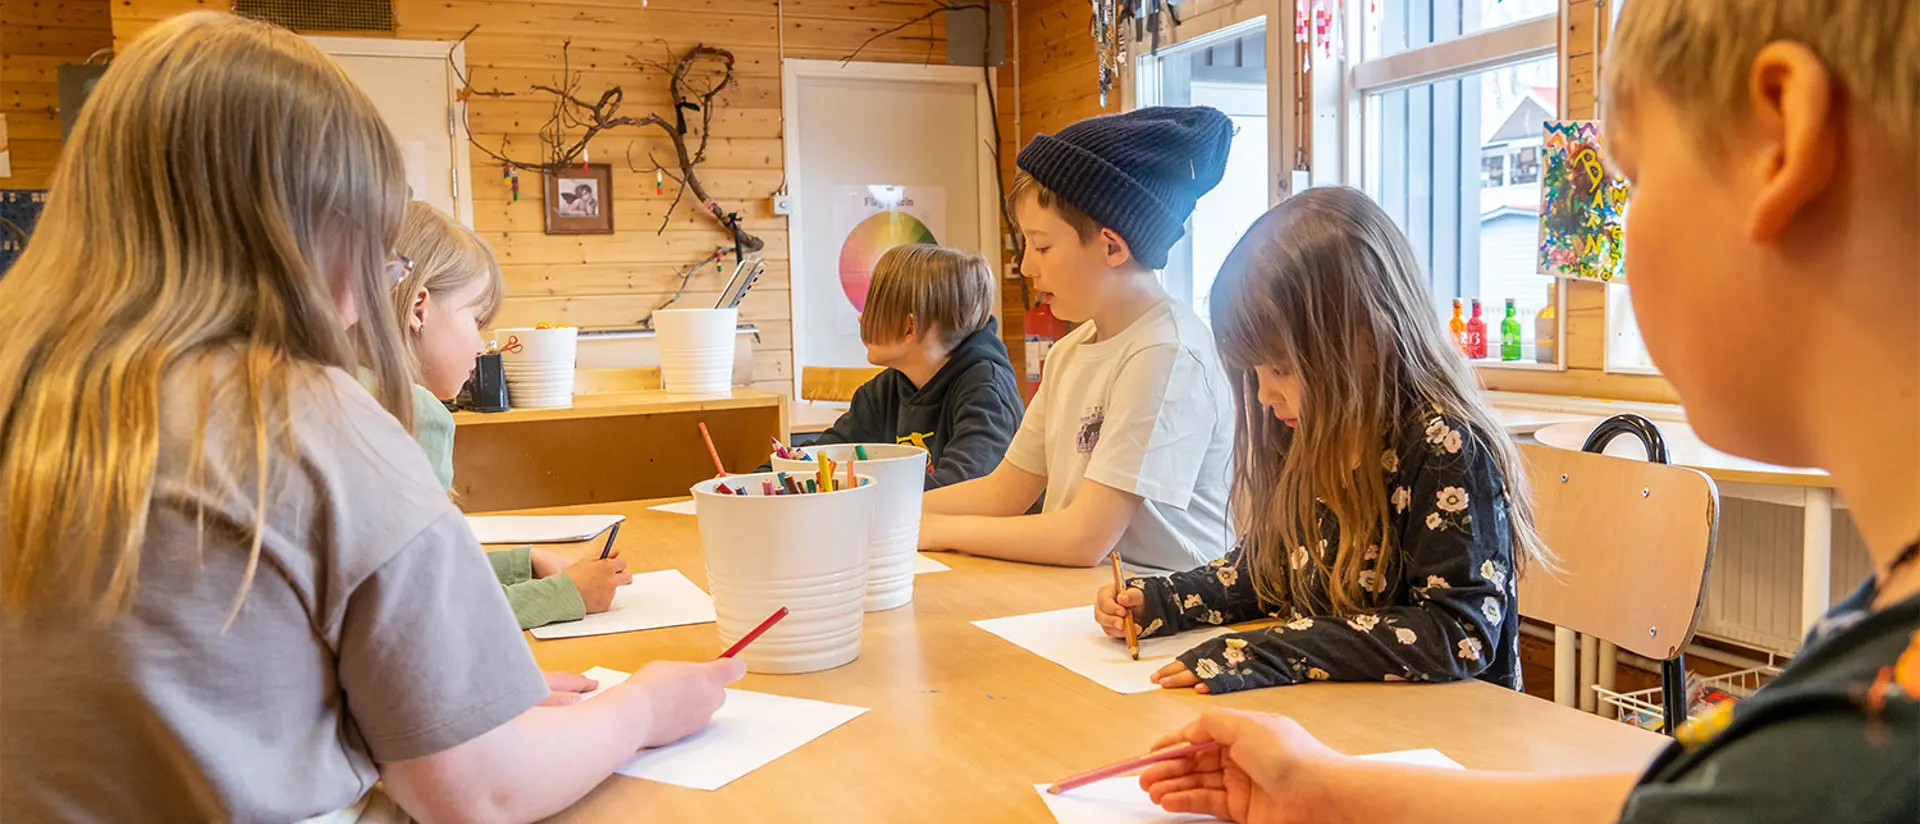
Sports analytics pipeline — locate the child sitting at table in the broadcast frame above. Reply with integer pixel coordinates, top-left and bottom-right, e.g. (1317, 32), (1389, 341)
(1095, 187), (1551, 696)
(0, 13), (741, 821)
(391, 201), (627, 631)
(920, 107), (1238, 572)
(807, 243), (1023, 488)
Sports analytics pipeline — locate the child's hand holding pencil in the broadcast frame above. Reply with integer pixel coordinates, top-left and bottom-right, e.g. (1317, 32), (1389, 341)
(1094, 581), (1149, 642)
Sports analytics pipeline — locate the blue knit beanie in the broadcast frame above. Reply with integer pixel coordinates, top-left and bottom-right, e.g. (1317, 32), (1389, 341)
(1015, 106), (1234, 269)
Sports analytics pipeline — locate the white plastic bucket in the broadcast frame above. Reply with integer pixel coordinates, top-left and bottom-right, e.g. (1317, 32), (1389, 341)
(691, 473), (874, 674)
(771, 444), (926, 612)
(654, 308), (738, 395)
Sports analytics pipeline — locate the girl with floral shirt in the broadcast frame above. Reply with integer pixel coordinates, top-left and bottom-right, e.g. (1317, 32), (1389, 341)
(1094, 187), (1552, 695)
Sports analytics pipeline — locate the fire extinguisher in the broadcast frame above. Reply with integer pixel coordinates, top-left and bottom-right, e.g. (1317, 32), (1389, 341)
(1023, 296), (1067, 402)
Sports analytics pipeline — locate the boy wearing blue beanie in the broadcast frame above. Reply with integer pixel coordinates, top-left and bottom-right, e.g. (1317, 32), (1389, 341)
(920, 106), (1236, 573)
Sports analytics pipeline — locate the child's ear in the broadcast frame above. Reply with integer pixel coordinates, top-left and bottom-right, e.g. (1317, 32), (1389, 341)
(1098, 227), (1134, 268)
(1744, 41), (1840, 243)
(408, 286), (431, 333)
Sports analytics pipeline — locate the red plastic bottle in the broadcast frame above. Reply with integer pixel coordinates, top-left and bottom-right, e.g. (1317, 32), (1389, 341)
(1022, 296), (1067, 402)
(1465, 299), (1489, 360)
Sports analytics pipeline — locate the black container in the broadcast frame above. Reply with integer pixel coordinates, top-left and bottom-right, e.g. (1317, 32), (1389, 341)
(468, 352), (511, 412)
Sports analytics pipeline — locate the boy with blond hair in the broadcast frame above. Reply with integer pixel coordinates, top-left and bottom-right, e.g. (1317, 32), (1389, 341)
(920, 106), (1237, 571)
(1128, 2), (1920, 822)
(810, 243), (1023, 488)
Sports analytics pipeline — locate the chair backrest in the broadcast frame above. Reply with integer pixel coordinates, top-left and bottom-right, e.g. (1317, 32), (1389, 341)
(573, 366), (662, 394)
(801, 366), (883, 403)
(1518, 443), (1720, 661)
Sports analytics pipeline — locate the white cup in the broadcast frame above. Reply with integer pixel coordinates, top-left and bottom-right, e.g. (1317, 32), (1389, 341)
(693, 472), (873, 674)
(770, 444), (926, 611)
(654, 308), (737, 395)
(495, 326), (579, 365)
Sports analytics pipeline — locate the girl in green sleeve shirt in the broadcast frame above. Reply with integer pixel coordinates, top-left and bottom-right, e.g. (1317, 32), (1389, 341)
(392, 202), (630, 631)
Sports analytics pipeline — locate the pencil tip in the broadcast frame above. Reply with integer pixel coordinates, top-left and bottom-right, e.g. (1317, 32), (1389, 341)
(1045, 785), (1062, 795)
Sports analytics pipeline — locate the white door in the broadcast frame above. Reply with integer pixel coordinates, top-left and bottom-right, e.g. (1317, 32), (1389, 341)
(307, 36), (474, 227)
(783, 60), (999, 392)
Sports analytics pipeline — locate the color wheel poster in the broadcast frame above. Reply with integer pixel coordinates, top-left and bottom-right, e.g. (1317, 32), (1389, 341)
(806, 185), (946, 365)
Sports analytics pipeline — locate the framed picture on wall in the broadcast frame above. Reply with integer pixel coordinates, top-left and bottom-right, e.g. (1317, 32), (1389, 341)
(544, 163), (614, 234)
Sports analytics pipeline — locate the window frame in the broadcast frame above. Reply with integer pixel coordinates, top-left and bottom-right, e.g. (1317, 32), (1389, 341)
(1336, 3), (1567, 372)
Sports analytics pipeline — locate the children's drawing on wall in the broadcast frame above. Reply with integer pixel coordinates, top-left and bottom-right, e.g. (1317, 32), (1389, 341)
(1537, 120), (1629, 282)
(833, 185), (945, 312)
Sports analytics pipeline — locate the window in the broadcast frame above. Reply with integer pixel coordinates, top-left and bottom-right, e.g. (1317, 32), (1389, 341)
(1480, 151), (1506, 187)
(1349, 0), (1560, 365)
(1134, 19), (1269, 327)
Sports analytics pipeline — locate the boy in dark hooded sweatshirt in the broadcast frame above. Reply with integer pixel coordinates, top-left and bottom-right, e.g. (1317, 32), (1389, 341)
(814, 243), (1023, 489)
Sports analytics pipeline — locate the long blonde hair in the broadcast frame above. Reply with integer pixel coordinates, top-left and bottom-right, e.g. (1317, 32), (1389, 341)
(1210, 187), (1550, 616)
(0, 12), (412, 619)
(392, 200), (505, 372)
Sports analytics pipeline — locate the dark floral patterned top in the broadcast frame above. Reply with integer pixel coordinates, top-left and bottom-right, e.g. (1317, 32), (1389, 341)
(1128, 408), (1522, 695)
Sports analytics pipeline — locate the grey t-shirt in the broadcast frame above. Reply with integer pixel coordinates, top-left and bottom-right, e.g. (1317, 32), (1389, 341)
(0, 358), (548, 821)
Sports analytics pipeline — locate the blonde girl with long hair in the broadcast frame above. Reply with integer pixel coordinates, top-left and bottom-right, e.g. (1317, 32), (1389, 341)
(0, 13), (739, 822)
(391, 201), (628, 634)
(1095, 186), (1550, 695)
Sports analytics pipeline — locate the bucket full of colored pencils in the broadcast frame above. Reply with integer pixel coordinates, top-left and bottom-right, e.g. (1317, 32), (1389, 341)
(691, 472), (875, 674)
(770, 443), (927, 612)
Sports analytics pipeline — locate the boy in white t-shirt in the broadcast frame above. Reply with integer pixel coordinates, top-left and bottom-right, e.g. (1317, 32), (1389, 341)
(919, 106), (1236, 572)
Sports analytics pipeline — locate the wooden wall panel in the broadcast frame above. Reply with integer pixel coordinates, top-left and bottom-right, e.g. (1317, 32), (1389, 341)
(111, 0), (974, 396)
(1, 0), (115, 189)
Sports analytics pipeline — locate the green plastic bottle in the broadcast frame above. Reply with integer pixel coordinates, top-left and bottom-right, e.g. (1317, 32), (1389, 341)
(1500, 299), (1523, 362)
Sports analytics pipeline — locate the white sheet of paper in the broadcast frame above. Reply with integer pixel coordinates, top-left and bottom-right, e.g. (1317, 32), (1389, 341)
(402, 140), (428, 201)
(972, 606), (1233, 694)
(529, 569), (716, 639)
(466, 514), (623, 544)
(580, 666), (868, 791)
(915, 553), (950, 574)
(649, 499), (698, 516)
(1355, 748), (1464, 770)
(1032, 749), (1462, 823)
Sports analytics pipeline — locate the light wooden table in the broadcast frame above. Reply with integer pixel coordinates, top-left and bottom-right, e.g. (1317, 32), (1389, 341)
(1534, 418), (1837, 635)
(450, 389), (785, 512)
(500, 500), (1666, 822)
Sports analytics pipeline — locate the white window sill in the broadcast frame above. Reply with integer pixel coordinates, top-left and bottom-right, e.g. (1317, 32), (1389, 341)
(1471, 359), (1564, 372)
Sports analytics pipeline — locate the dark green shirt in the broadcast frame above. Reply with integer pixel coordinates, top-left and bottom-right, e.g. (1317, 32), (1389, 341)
(1620, 577), (1920, 823)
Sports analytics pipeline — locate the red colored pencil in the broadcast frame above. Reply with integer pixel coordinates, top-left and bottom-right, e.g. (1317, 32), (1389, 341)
(1046, 741), (1220, 794)
(698, 422), (727, 476)
(717, 607), (789, 659)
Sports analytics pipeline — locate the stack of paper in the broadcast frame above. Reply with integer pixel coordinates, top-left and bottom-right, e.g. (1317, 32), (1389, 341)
(973, 606), (1234, 694)
(529, 569), (716, 640)
(466, 514), (623, 544)
(581, 666), (868, 790)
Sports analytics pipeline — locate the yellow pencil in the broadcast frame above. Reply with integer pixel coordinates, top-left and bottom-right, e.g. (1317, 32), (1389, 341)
(1110, 550), (1138, 660)
(817, 453), (831, 493)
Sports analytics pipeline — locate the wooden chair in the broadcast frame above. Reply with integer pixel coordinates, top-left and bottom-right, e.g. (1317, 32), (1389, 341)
(1519, 432), (1719, 733)
(573, 366), (662, 394)
(800, 366), (883, 403)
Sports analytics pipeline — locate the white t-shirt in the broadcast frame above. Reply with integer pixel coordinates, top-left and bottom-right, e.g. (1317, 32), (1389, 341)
(1006, 298), (1234, 572)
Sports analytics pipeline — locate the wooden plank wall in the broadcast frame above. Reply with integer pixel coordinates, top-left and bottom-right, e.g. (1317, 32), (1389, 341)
(0, 0), (115, 189)
(111, 0), (967, 396)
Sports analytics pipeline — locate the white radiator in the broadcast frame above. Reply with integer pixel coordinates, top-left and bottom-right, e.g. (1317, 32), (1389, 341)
(1698, 497), (1871, 655)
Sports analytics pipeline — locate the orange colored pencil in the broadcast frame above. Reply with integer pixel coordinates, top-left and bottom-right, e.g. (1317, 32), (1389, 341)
(698, 422), (726, 476)
(1046, 741), (1219, 794)
(1110, 550), (1139, 660)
